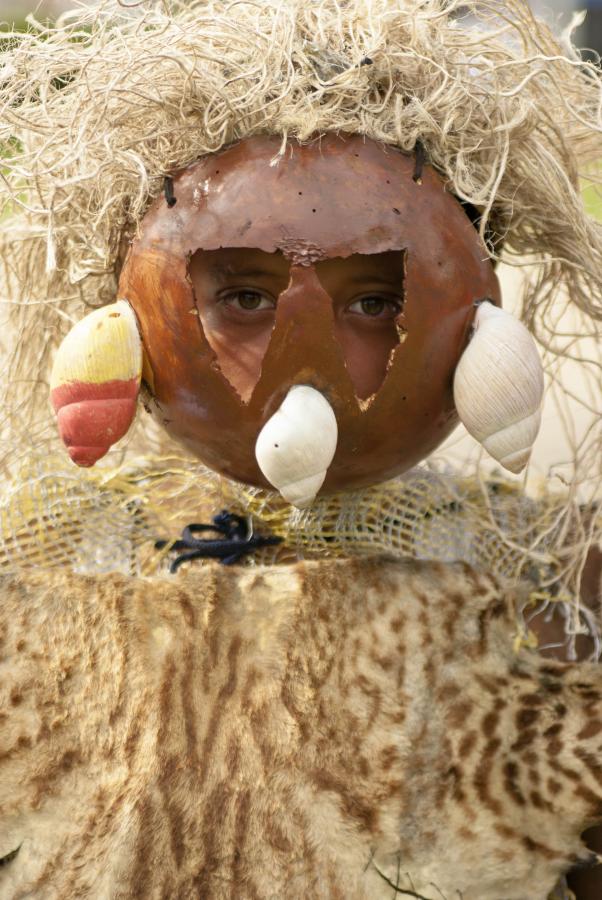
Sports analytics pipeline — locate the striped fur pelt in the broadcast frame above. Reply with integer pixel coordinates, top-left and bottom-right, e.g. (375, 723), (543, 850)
(0, 558), (600, 899)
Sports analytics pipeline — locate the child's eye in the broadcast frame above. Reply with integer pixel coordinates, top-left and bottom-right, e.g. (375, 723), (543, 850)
(347, 295), (402, 318)
(220, 290), (276, 311)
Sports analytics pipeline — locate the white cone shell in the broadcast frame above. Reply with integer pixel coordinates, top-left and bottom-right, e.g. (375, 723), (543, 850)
(255, 385), (338, 508)
(453, 302), (544, 474)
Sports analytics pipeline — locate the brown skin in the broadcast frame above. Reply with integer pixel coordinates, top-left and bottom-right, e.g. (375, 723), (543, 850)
(190, 248), (405, 401)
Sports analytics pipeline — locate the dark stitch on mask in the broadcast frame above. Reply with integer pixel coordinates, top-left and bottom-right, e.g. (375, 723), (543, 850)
(164, 176), (177, 208)
(413, 141), (426, 184)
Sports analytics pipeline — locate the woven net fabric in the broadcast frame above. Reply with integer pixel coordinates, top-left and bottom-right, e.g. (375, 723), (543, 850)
(1, 450), (598, 658)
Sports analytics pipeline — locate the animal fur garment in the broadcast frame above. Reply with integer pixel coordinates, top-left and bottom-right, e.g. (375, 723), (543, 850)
(0, 557), (599, 900)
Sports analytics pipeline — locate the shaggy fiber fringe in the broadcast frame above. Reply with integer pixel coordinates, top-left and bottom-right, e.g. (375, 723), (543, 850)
(0, 0), (599, 605)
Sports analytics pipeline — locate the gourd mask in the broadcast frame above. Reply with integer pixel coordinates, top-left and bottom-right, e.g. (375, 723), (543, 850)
(51, 134), (543, 507)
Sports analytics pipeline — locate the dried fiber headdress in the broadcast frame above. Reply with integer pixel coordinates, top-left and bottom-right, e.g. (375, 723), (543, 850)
(0, 0), (600, 646)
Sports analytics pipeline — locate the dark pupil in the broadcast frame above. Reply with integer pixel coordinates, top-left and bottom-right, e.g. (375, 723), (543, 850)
(361, 297), (386, 316)
(238, 291), (262, 310)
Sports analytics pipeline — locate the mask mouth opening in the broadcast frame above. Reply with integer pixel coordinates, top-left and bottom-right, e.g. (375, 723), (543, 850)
(188, 247), (407, 406)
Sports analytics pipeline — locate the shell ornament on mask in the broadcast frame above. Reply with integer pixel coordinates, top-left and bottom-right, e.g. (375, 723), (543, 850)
(50, 134), (544, 508)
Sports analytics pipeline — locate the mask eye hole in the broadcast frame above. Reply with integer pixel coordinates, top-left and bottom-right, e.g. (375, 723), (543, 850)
(189, 248), (290, 402)
(314, 250), (407, 402)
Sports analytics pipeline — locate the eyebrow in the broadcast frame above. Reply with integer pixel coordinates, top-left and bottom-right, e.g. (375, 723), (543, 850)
(210, 264), (286, 279)
(208, 263), (405, 285)
(338, 273), (404, 286)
